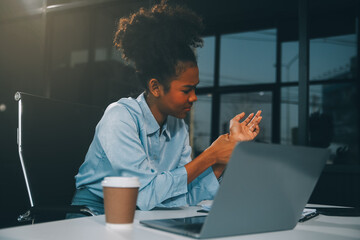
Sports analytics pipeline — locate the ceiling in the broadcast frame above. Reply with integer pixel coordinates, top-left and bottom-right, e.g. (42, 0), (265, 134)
(184, 0), (358, 35)
(0, 0), (358, 35)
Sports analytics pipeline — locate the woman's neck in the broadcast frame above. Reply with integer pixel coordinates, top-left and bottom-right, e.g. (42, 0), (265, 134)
(144, 92), (167, 127)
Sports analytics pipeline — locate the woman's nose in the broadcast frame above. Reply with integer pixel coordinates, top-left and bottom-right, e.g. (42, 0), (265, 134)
(189, 90), (197, 103)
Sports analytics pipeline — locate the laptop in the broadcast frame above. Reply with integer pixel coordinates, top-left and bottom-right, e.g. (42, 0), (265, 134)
(140, 142), (329, 239)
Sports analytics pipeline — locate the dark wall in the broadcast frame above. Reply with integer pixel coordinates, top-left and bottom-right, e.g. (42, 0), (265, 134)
(0, 0), (144, 229)
(0, 3), (46, 227)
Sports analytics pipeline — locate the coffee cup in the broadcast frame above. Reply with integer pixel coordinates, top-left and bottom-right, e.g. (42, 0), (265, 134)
(101, 177), (140, 230)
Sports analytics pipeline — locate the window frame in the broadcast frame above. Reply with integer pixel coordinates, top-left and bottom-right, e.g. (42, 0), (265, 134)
(193, 13), (359, 166)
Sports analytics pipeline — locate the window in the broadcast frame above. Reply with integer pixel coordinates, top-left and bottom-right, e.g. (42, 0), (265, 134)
(281, 87), (298, 145)
(190, 94), (212, 157)
(191, 17), (359, 167)
(281, 41), (299, 82)
(220, 29), (277, 85)
(310, 34), (356, 81)
(309, 84), (359, 164)
(197, 36), (215, 87)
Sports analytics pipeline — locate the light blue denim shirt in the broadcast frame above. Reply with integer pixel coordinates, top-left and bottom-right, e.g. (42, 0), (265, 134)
(75, 93), (219, 210)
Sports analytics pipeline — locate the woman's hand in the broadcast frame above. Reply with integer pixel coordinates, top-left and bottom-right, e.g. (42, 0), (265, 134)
(186, 111), (262, 183)
(229, 110), (262, 142)
(207, 134), (237, 165)
(186, 134), (236, 183)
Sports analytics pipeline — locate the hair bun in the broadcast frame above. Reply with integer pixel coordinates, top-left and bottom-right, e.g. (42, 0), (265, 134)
(113, 1), (203, 90)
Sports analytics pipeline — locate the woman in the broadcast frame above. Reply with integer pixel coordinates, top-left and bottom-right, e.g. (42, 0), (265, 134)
(71, 1), (262, 214)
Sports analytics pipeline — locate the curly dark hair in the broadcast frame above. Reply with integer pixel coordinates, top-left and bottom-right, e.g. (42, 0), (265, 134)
(113, 1), (204, 92)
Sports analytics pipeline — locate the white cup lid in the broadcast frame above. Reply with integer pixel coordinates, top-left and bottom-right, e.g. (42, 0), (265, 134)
(102, 177), (140, 188)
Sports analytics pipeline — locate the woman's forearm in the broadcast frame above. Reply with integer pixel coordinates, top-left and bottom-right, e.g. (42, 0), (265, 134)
(212, 163), (226, 179)
(185, 134), (237, 183)
(184, 147), (217, 183)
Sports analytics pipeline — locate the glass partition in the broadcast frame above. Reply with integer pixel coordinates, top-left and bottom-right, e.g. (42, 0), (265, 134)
(281, 87), (299, 144)
(309, 84), (359, 164)
(220, 29), (276, 85)
(310, 34), (356, 81)
(281, 41), (299, 82)
(197, 36), (215, 87)
(190, 94), (212, 157)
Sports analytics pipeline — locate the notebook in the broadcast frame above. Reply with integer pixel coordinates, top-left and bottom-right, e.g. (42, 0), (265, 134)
(140, 142), (329, 238)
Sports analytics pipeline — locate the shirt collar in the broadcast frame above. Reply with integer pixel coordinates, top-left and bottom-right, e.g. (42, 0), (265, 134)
(161, 121), (171, 140)
(137, 92), (171, 140)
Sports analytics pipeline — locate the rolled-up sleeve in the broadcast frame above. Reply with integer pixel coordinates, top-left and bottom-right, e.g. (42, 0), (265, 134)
(98, 106), (189, 210)
(177, 134), (220, 206)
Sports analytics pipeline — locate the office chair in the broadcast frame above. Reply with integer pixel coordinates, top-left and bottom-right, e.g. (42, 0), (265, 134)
(15, 92), (104, 223)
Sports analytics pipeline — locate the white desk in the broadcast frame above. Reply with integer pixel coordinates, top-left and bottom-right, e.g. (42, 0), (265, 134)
(0, 205), (359, 240)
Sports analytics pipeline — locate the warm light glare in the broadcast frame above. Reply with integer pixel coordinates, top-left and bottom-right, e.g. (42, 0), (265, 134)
(46, 4), (62, 9)
(0, 104), (6, 112)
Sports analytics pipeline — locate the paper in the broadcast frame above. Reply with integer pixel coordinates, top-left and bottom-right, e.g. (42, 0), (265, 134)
(301, 208), (316, 218)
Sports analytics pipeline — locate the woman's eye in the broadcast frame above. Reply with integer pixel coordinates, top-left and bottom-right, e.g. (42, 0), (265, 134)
(182, 90), (191, 94)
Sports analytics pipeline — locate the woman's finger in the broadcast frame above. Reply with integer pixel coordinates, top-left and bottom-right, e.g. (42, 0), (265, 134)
(253, 125), (260, 135)
(243, 113), (254, 125)
(250, 115), (262, 127)
(232, 112), (245, 122)
(255, 110), (262, 117)
(254, 116), (262, 124)
(249, 111), (261, 123)
(248, 123), (257, 132)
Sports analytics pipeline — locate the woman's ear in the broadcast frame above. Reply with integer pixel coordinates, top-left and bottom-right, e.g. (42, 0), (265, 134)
(148, 78), (163, 97)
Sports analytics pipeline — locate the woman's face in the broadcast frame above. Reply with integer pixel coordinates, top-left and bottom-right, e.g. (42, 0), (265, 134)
(157, 66), (199, 119)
